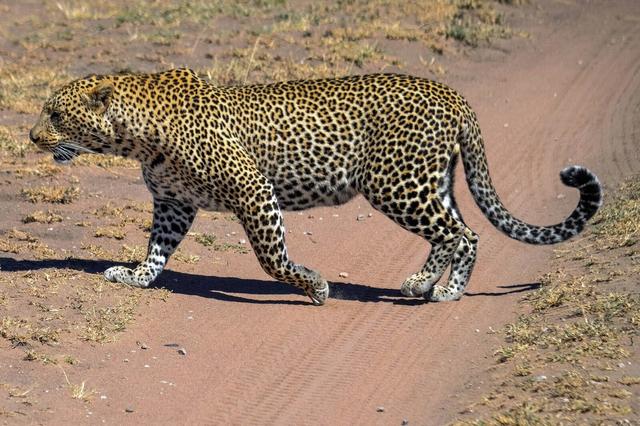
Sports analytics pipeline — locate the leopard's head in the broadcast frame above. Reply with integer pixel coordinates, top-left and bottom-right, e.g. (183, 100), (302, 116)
(30, 77), (116, 164)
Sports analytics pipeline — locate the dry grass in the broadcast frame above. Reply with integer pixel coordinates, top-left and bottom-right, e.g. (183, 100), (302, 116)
(458, 176), (640, 424)
(1, 0), (521, 118)
(199, 0), (508, 85)
(0, 267), (167, 350)
(589, 178), (640, 248)
(23, 349), (58, 365)
(94, 226), (127, 240)
(60, 367), (96, 402)
(0, 65), (71, 114)
(80, 287), (141, 343)
(0, 316), (60, 346)
(192, 232), (250, 254)
(172, 249), (201, 264)
(0, 229), (56, 259)
(86, 202), (153, 235)
(21, 186), (79, 204)
(0, 125), (33, 157)
(74, 154), (139, 168)
(23, 210), (64, 224)
(112, 0), (287, 27)
(2, 383), (31, 399)
(80, 243), (147, 263)
(12, 162), (63, 178)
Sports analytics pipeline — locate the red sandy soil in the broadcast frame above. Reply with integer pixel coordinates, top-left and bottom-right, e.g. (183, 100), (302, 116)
(2, 0), (640, 424)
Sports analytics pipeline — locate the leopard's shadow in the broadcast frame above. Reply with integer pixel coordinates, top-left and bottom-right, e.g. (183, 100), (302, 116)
(0, 256), (415, 305)
(0, 257), (539, 305)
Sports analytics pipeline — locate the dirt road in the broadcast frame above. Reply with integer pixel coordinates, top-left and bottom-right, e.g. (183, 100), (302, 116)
(4, 0), (640, 424)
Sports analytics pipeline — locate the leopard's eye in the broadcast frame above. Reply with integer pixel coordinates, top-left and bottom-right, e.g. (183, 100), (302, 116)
(50, 111), (61, 122)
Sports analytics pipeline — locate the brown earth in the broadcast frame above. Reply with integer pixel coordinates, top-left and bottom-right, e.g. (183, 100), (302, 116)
(1, 0), (640, 424)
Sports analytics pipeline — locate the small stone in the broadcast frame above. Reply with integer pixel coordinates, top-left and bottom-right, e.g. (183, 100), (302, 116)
(144, 364), (150, 368)
(534, 375), (547, 382)
(303, 231), (313, 236)
(100, 395), (107, 400)
(618, 362), (626, 368)
(140, 343), (149, 350)
(402, 420), (409, 425)
(123, 358), (129, 363)
(239, 239), (246, 244)
(338, 272), (349, 278)
(367, 213), (373, 217)
(307, 214), (314, 219)
(178, 348), (187, 355)
(357, 214), (365, 221)
(125, 407), (134, 413)
(377, 406), (385, 412)
(557, 193), (566, 199)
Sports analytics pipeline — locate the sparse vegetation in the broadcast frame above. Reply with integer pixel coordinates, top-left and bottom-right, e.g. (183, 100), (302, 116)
(80, 289), (141, 343)
(74, 154), (138, 168)
(94, 226), (127, 240)
(0, 125), (32, 157)
(458, 176), (640, 424)
(23, 210), (64, 224)
(23, 349), (58, 365)
(21, 186), (79, 204)
(61, 368), (96, 402)
(2, 384), (31, 399)
(193, 232), (250, 254)
(0, 316), (60, 346)
(0, 229), (56, 259)
(173, 249), (201, 264)
(0, 65), (71, 114)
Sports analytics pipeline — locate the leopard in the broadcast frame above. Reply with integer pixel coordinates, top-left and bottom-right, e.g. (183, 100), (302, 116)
(29, 69), (603, 305)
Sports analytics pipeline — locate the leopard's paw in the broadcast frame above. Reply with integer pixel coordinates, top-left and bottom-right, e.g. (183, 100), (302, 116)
(307, 279), (329, 306)
(400, 273), (434, 297)
(104, 266), (149, 288)
(426, 285), (461, 302)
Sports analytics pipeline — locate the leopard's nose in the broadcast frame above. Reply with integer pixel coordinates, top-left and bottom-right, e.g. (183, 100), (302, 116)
(29, 128), (39, 143)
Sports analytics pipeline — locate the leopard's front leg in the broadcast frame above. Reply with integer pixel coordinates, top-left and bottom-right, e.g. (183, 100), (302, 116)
(105, 198), (196, 287)
(236, 179), (329, 305)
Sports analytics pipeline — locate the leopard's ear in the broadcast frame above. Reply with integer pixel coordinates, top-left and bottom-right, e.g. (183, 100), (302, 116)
(83, 81), (114, 115)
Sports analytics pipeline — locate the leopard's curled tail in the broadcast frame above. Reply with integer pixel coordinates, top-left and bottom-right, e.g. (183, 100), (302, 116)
(459, 112), (602, 245)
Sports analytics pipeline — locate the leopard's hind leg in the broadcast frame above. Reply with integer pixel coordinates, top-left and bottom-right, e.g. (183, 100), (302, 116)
(357, 169), (466, 298)
(425, 155), (479, 302)
(397, 201), (466, 298)
(359, 143), (476, 301)
(426, 227), (478, 301)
